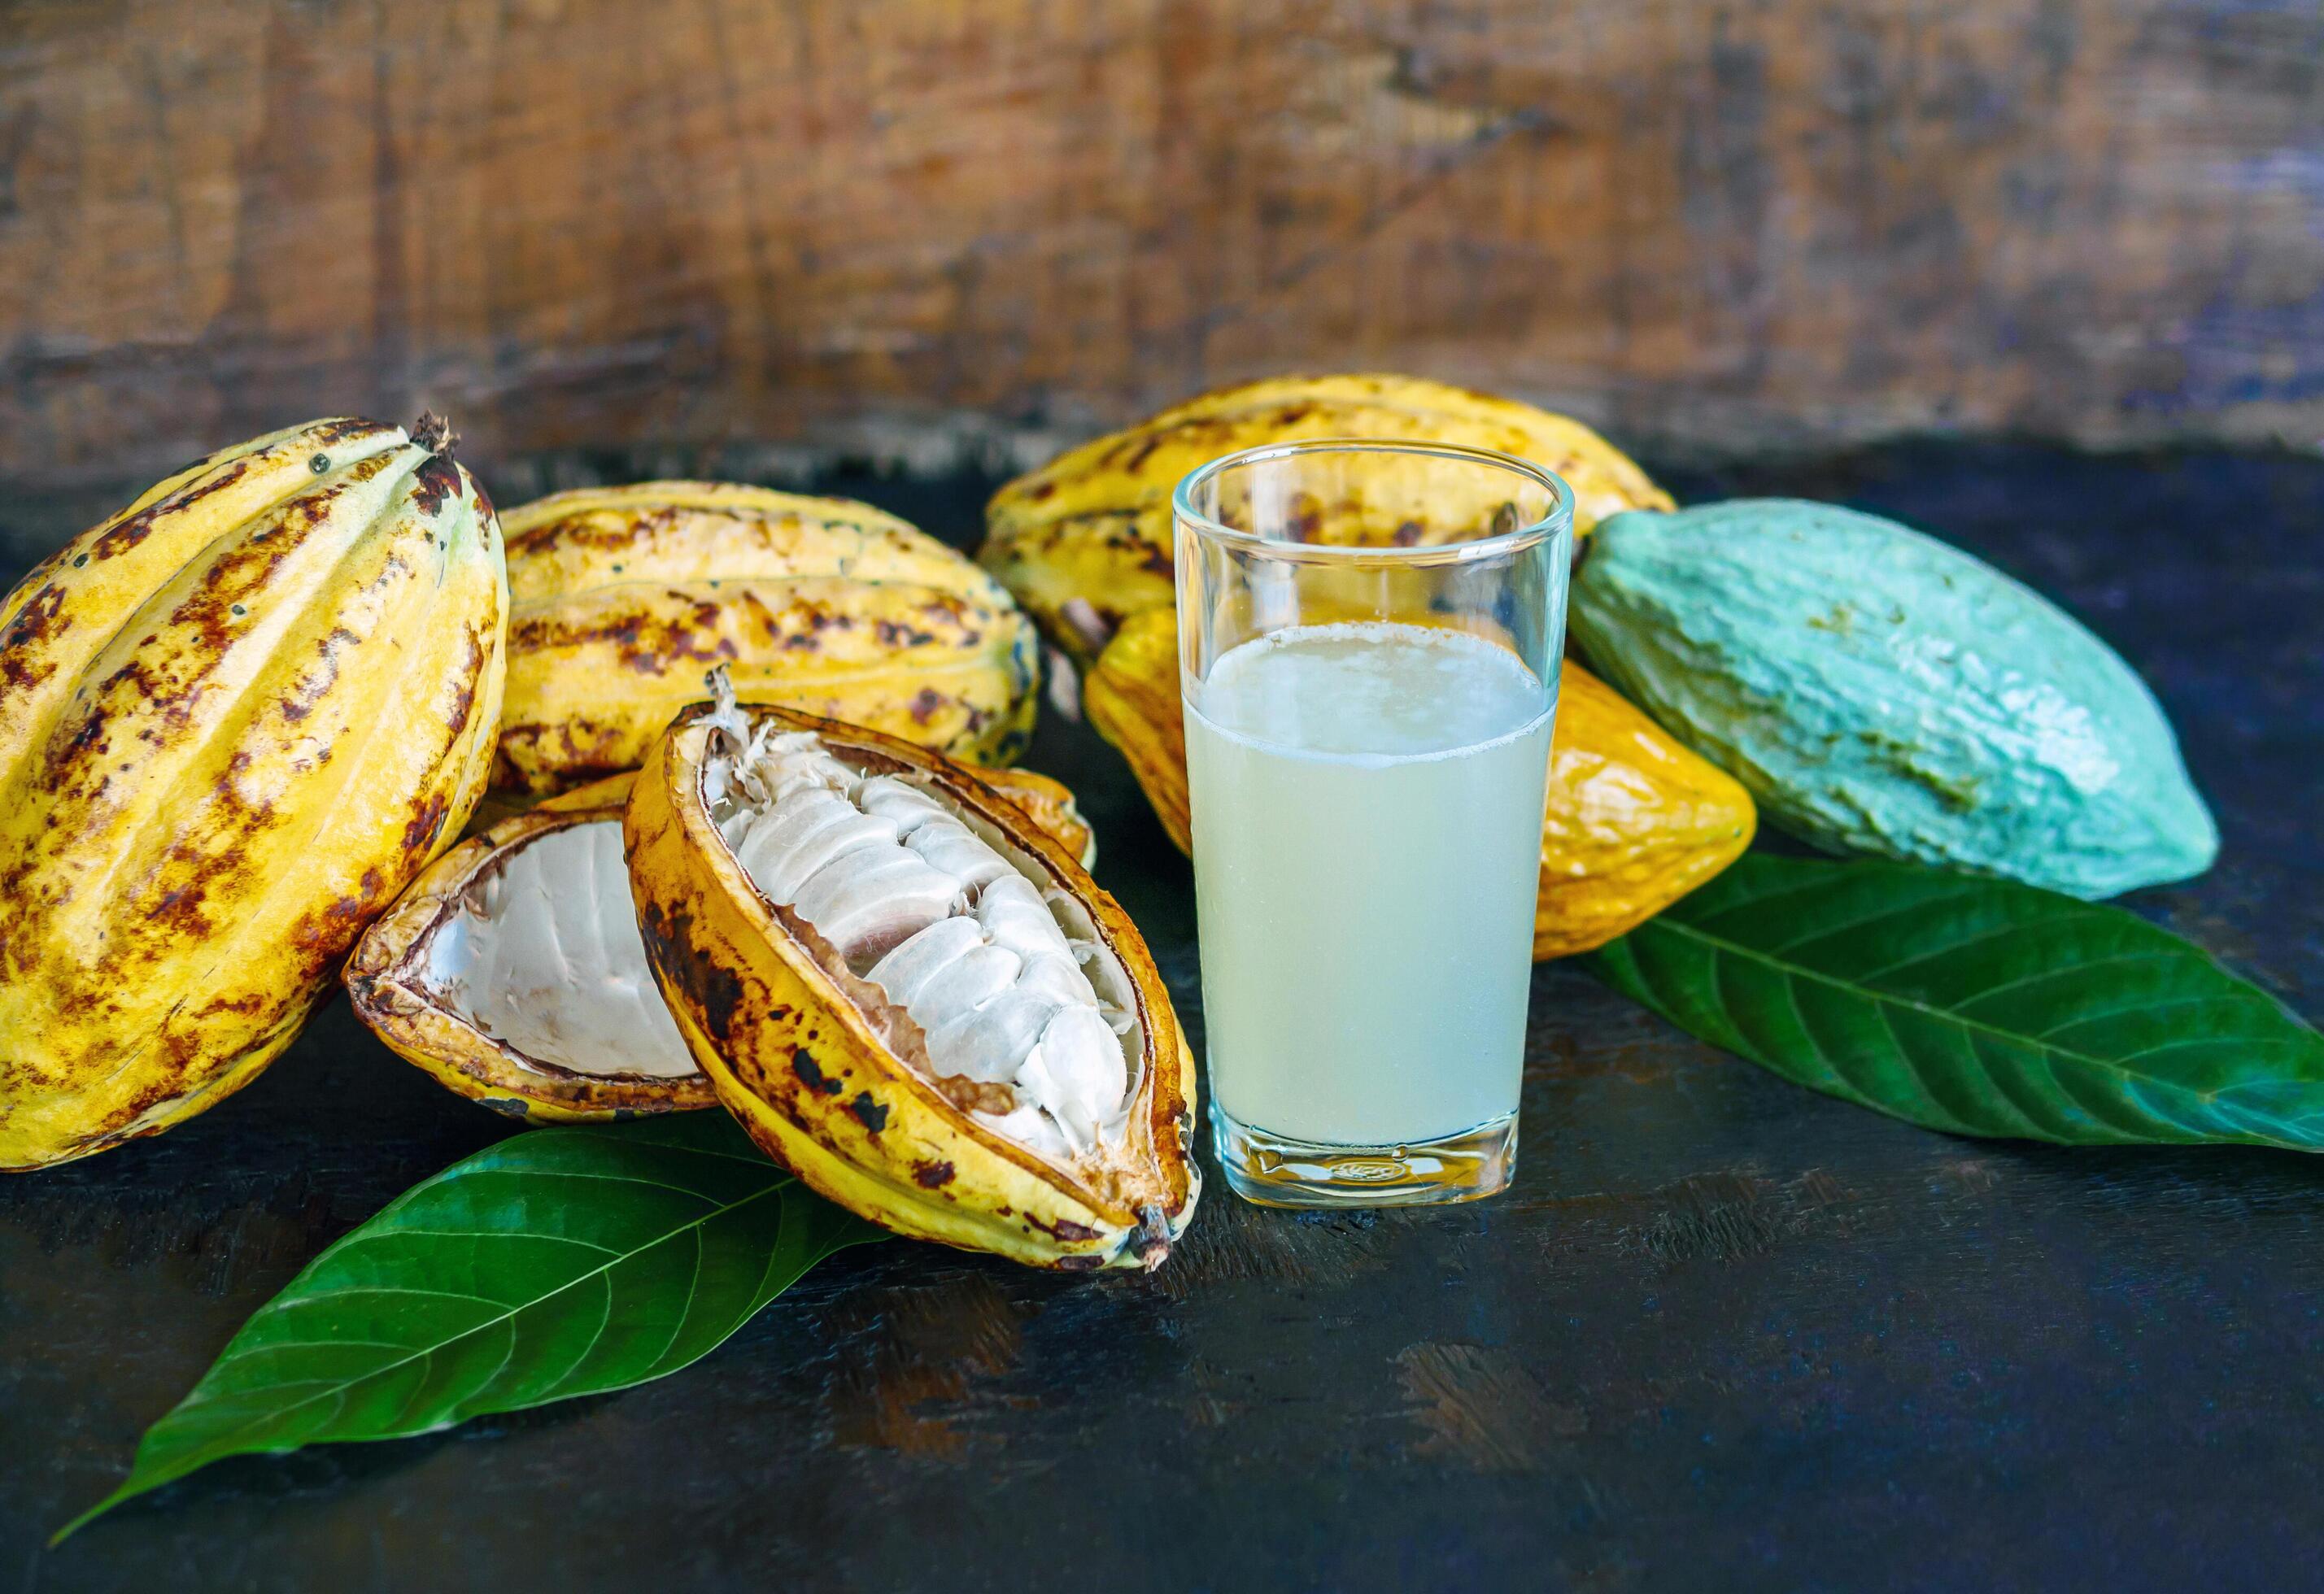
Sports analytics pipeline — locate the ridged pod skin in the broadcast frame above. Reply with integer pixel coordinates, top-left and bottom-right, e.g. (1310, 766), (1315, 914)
(1084, 608), (1755, 957)
(347, 767), (1101, 1121)
(1080, 608), (1192, 850)
(973, 766), (1096, 870)
(979, 373), (1674, 663)
(0, 418), (507, 1169)
(494, 482), (1040, 794)
(1533, 665), (1759, 957)
(1572, 500), (2219, 899)
(626, 703), (1199, 1270)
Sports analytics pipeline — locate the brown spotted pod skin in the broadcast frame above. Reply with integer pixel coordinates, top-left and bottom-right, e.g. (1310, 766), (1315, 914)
(979, 372), (1677, 666)
(625, 700), (1199, 1271)
(0, 416), (508, 1169)
(490, 482), (1040, 795)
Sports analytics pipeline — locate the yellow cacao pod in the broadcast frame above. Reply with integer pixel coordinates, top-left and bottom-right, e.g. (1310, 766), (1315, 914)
(626, 689), (1198, 1270)
(975, 765), (1096, 871)
(0, 417), (508, 1169)
(980, 373), (1673, 662)
(347, 763), (1100, 1122)
(1530, 661), (1760, 958)
(1084, 609), (1755, 958)
(1080, 608), (1191, 851)
(493, 482), (1040, 794)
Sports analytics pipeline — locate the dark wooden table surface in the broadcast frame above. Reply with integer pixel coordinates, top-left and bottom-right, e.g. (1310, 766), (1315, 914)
(4, 445), (2319, 1593)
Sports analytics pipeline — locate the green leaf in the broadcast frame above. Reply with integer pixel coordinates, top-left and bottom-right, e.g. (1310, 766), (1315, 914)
(58, 1113), (882, 1540)
(1589, 852), (2324, 1150)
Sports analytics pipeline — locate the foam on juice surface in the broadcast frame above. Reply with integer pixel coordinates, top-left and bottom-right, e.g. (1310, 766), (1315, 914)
(1193, 621), (1550, 760)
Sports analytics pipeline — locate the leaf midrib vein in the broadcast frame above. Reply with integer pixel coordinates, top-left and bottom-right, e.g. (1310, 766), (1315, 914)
(1643, 915), (2265, 1100)
(359, 1227), (624, 1254)
(1755, 886), (1995, 957)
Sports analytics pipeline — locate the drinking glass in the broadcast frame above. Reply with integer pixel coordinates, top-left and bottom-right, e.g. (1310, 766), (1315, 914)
(1175, 439), (1572, 1207)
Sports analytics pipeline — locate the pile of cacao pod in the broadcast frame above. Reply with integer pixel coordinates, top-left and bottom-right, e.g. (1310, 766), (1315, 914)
(0, 374), (2217, 1273)
(0, 423), (1188, 1270)
(981, 371), (2212, 919)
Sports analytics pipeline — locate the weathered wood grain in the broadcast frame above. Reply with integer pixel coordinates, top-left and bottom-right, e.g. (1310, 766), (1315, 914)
(0, 0), (2316, 506)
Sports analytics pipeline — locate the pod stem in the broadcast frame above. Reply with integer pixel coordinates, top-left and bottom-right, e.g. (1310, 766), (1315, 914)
(1129, 1204), (1171, 1270)
(700, 665), (751, 756)
(411, 412), (458, 457)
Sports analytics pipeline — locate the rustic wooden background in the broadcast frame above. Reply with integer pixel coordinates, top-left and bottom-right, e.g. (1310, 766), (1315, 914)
(1, 0), (2317, 520)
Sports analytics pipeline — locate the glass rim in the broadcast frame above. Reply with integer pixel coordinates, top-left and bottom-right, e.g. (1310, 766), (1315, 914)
(1171, 438), (1575, 566)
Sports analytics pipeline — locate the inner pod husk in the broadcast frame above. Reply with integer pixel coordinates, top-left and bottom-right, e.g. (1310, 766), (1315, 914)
(352, 766), (1106, 1126)
(429, 819), (696, 1078)
(346, 784), (719, 1121)
(699, 694), (1141, 1162)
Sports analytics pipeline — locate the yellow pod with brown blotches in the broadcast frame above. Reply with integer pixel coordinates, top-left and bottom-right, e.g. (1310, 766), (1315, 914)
(493, 482), (1040, 795)
(980, 373), (1674, 664)
(0, 417), (507, 1169)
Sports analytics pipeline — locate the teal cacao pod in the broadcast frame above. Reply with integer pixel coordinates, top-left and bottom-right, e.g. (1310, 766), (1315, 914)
(1570, 500), (2218, 899)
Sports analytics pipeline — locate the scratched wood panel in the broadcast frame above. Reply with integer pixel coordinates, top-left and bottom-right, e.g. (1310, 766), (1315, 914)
(0, 0), (2315, 510)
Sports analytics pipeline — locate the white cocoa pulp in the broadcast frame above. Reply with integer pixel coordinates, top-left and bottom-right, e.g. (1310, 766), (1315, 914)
(424, 820), (698, 1078)
(703, 708), (1135, 1156)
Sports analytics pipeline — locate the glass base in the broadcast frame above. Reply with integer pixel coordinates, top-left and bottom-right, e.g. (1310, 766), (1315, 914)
(1211, 1107), (1518, 1209)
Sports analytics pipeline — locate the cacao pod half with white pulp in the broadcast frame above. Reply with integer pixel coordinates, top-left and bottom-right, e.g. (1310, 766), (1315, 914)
(492, 482), (1040, 795)
(346, 767), (1098, 1121)
(0, 417), (507, 1169)
(625, 678), (1198, 1270)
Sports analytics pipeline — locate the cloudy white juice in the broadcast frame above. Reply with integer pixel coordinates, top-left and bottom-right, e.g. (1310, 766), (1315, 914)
(1184, 621), (1554, 1149)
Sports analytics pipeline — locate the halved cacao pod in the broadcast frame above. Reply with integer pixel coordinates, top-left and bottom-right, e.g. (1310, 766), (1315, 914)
(980, 372), (1674, 664)
(346, 774), (715, 1122)
(626, 690), (1198, 1270)
(492, 482), (1040, 794)
(1085, 608), (1756, 959)
(347, 767), (1101, 1121)
(0, 416), (507, 1169)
